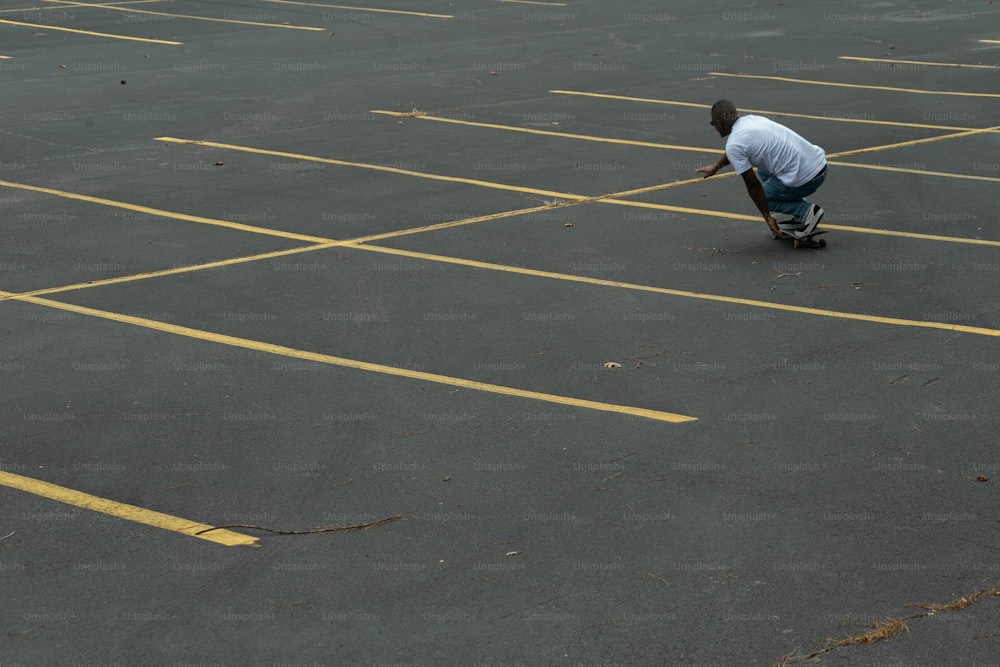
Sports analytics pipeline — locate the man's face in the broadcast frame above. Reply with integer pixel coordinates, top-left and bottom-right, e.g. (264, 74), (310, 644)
(710, 114), (732, 137)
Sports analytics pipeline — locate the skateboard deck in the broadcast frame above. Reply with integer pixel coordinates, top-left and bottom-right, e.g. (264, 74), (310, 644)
(775, 217), (827, 249)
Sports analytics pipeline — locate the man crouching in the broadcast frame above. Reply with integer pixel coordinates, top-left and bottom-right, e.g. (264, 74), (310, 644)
(697, 99), (827, 239)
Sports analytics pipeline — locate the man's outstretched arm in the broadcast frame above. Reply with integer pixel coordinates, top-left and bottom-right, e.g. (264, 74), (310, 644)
(696, 154), (730, 177)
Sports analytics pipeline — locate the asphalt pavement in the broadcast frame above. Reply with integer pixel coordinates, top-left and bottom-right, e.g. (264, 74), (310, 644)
(1, 0), (999, 665)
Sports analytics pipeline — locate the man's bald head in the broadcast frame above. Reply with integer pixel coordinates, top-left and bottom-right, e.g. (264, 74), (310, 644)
(710, 99), (739, 136)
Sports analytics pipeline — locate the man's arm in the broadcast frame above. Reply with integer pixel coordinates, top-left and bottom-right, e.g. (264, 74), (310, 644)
(740, 169), (781, 238)
(696, 153), (730, 177)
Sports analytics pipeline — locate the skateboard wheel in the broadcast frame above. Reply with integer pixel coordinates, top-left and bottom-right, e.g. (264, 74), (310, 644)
(793, 239), (802, 249)
(819, 238), (827, 247)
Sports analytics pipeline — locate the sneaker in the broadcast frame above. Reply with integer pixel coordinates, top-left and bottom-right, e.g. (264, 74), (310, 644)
(777, 218), (805, 232)
(800, 205), (824, 235)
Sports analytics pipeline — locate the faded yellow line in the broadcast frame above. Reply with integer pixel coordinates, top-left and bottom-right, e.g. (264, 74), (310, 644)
(0, 179), (332, 243)
(978, 39), (1000, 44)
(0, 243), (342, 302)
(5, 181), (995, 349)
(597, 199), (1000, 246)
(499, 0), (568, 5)
(154, 137), (587, 202)
(0, 205), (561, 301)
(345, 244), (1000, 337)
(0, 470), (258, 547)
(0, 0), (162, 12)
(46, 0), (327, 30)
(839, 56), (1000, 70)
(0, 291), (697, 424)
(828, 125), (1000, 158)
(828, 160), (1000, 185)
(372, 107), (997, 183)
(265, 0), (454, 19)
(548, 89), (996, 133)
(348, 204), (559, 243)
(0, 17), (182, 44)
(708, 71), (1000, 98)
(370, 110), (724, 154)
(154, 138), (1000, 247)
(0, 55), (10, 59)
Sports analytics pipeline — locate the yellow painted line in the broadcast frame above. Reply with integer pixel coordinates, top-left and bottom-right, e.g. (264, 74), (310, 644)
(345, 244), (1000, 337)
(0, 243), (343, 302)
(0, 0), (163, 12)
(828, 125), (1000, 158)
(0, 470), (258, 547)
(801, 223), (1000, 247)
(154, 137), (588, 202)
(829, 160), (1000, 185)
(0, 17), (182, 44)
(0, 205), (558, 301)
(372, 108), (1000, 180)
(707, 71), (1000, 99)
(373, 108), (995, 173)
(0, 55), (11, 59)
(548, 89), (997, 133)
(499, 0), (568, 5)
(978, 39), (1000, 44)
(597, 198), (1000, 246)
(0, 179), (332, 244)
(153, 138), (1000, 248)
(370, 110), (724, 154)
(0, 291), (697, 424)
(4, 173), (995, 346)
(372, 107), (998, 181)
(348, 204), (560, 244)
(0, 194), (556, 300)
(264, 0), (454, 19)
(839, 56), (1000, 70)
(45, 0), (327, 31)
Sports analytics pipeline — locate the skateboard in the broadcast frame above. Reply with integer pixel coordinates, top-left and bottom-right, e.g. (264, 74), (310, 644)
(775, 218), (827, 249)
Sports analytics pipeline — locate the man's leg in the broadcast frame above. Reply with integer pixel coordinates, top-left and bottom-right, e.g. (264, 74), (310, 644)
(757, 169), (819, 221)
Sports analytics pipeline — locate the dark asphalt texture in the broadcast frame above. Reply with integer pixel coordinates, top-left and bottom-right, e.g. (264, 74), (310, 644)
(2, 1), (999, 665)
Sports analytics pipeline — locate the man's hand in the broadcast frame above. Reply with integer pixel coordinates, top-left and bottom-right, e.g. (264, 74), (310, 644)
(765, 216), (782, 239)
(695, 165), (717, 178)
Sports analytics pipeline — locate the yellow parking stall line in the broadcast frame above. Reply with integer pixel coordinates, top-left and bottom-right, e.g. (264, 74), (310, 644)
(707, 71), (1000, 98)
(153, 136), (589, 202)
(344, 244), (1000, 337)
(370, 110), (724, 154)
(548, 90), (996, 133)
(0, 179), (333, 244)
(0, 243), (343, 302)
(498, 0), (568, 5)
(371, 107), (998, 182)
(0, 17), (182, 44)
(372, 109), (1000, 164)
(151, 138), (1000, 248)
(0, 0), (163, 12)
(264, 0), (454, 19)
(839, 56), (1000, 70)
(827, 160), (1000, 185)
(0, 291), (698, 424)
(595, 198), (1000, 247)
(1, 205), (558, 301)
(45, 0), (327, 30)
(828, 124), (1000, 158)
(0, 470), (259, 547)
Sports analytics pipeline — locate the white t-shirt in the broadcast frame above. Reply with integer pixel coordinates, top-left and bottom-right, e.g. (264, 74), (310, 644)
(725, 115), (826, 187)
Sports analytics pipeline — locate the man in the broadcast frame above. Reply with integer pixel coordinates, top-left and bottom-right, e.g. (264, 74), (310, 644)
(696, 99), (827, 239)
